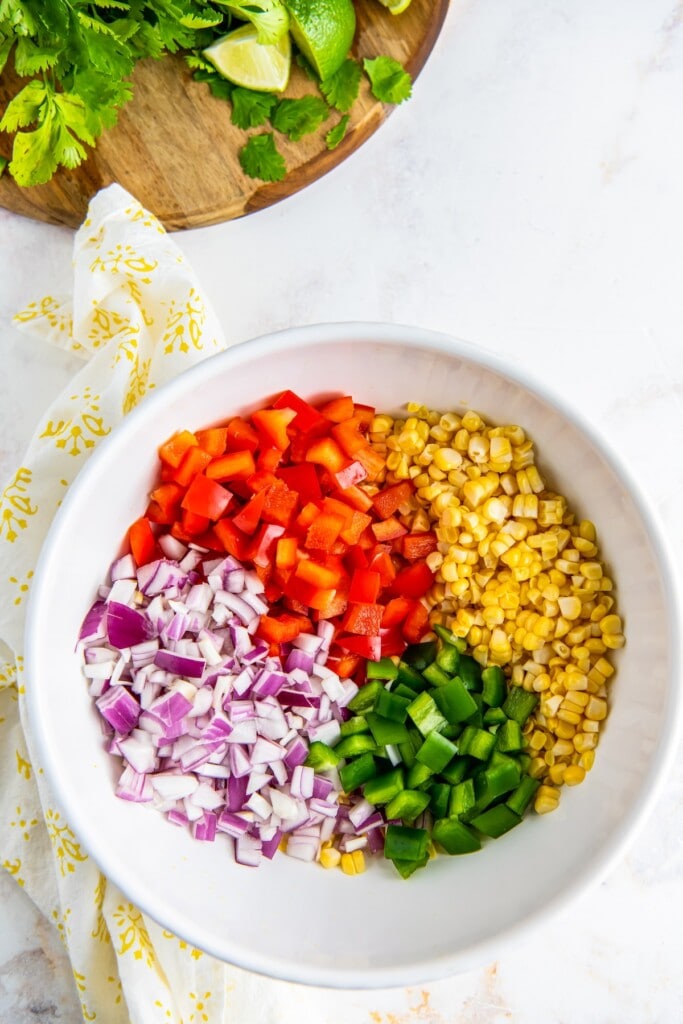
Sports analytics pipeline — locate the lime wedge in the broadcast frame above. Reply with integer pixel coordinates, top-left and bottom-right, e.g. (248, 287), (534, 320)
(284, 0), (356, 81)
(378, 0), (412, 12)
(203, 25), (291, 92)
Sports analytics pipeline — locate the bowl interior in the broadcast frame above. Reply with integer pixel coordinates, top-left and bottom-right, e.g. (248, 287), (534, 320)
(25, 323), (680, 987)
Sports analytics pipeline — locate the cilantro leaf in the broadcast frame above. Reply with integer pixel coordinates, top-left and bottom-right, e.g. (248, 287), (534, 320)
(0, 32), (14, 76)
(326, 113), (350, 151)
(363, 56), (412, 105)
(0, 154), (7, 177)
(192, 65), (234, 101)
(231, 87), (277, 129)
(0, 80), (47, 133)
(239, 132), (286, 181)
(320, 59), (361, 113)
(9, 120), (59, 187)
(221, 0), (289, 45)
(272, 96), (329, 141)
(295, 53), (318, 82)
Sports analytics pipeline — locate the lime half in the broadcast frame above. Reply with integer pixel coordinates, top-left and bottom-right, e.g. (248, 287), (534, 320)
(284, 0), (356, 80)
(203, 25), (291, 92)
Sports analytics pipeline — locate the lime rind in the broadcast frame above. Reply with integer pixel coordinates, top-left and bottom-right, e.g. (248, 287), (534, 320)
(203, 25), (291, 92)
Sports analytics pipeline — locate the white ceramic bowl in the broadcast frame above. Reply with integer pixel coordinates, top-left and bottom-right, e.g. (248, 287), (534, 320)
(25, 323), (681, 988)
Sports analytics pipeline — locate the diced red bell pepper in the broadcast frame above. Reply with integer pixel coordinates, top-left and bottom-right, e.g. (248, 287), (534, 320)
(180, 508), (211, 536)
(368, 546), (397, 586)
(214, 518), (253, 561)
(372, 481), (414, 520)
(333, 483), (373, 513)
(380, 627), (406, 657)
(246, 470), (278, 494)
(195, 427), (228, 457)
(353, 404), (375, 429)
(276, 464), (322, 504)
(295, 558), (342, 590)
(251, 408), (296, 451)
(256, 613), (312, 644)
(345, 544), (370, 570)
(342, 602), (384, 636)
(258, 447), (283, 473)
(402, 532), (439, 562)
(146, 482), (184, 524)
(326, 652), (361, 679)
(181, 473), (232, 520)
(206, 450), (256, 482)
(305, 512), (345, 552)
(319, 395), (355, 423)
(158, 430), (197, 468)
(381, 596), (413, 628)
(272, 390), (326, 433)
(371, 516), (408, 543)
(305, 437), (346, 474)
(331, 418), (369, 458)
(231, 488), (267, 535)
(336, 633), (382, 660)
(348, 568), (381, 604)
(128, 516), (156, 566)
(312, 588), (349, 620)
(262, 479), (298, 527)
(295, 501), (321, 532)
(225, 417), (260, 453)
(390, 561), (434, 598)
(402, 601), (430, 644)
(334, 461), (368, 490)
(353, 445), (386, 481)
(252, 523), (286, 567)
(339, 511), (373, 546)
(172, 445), (213, 487)
(275, 535), (298, 570)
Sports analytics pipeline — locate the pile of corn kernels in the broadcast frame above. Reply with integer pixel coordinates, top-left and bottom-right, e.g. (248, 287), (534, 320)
(365, 405), (625, 815)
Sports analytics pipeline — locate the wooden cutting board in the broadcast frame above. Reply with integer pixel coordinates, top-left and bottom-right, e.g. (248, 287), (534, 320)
(0, 0), (448, 230)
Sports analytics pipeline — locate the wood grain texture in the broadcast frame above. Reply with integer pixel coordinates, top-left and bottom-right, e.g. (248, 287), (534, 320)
(0, 0), (447, 230)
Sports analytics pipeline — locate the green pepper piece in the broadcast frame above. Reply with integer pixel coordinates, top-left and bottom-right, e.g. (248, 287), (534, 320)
(416, 730), (458, 773)
(393, 682), (419, 701)
(366, 657), (399, 681)
(457, 725), (496, 761)
(396, 662), (428, 691)
(339, 715), (370, 738)
(449, 778), (476, 818)
(440, 755), (471, 784)
(501, 685), (539, 725)
(495, 718), (524, 753)
(470, 804), (521, 838)
(363, 767), (405, 805)
(407, 691), (448, 737)
(458, 654), (482, 692)
(390, 855), (429, 879)
(385, 788), (431, 824)
(333, 734), (378, 759)
(375, 688), (410, 723)
(441, 722), (464, 740)
(348, 679), (383, 714)
(506, 775), (541, 816)
(433, 624), (467, 651)
(478, 755), (521, 803)
(406, 761), (434, 789)
(483, 706), (508, 727)
(366, 713), (410, 747)
(304, 741), (340, 770)
(432, 677), (478, 723)
(384, 823), (429, 861)
(401, 640), (438, 670)
(435, 641), (460, 676)
(428, 782), (451, 819)
(339, 752), (378, 793)
(422, 662), (451, 688)
(481, 665), (507, 707)
(432, 817), (481, 854)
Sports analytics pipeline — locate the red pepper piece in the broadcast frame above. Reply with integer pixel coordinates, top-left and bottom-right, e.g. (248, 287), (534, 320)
(319, 395), (355, 423)
(252, 523), (286, 567)
(390, 561), (434, 598)
(256, 613), (312, 644)
(333, 483), (373, 513)
(312, 588), (349, 620)
(331, 418), (368, 457)
(246, 470), (278, 494)
(326, 652), (361, 679)
(180, 508), (211, 536)
(337, 633), (382, 660)
(128, 516), (157, 566)
(339, 511), (373, 546)
(305, 512), (345, 551)
(214, 518), (253, 561)
(262, 479), (298, 527)
(181, 474), (232, 520)
(251, 408), (297, 451)
(258, 447), (284, 473)
(276, 463), (322, 504)
(158, 430), (197, 468)
(342, 602), (384, 636)
(381, 596), (413, 628)
(371, 516), (408, 543)
(353, 445), (386, 481)
(225, 417), (260, 453)
(353, 404), (375, 429)
(372, 481), (414, 520)
(295, 559), (342, 590)
(345, 544), (370, 570)
(348, 568), (381, 604)
(231, 488), (267, 535)
(275, 535), (298, 571)
(195, 427), (228, 457)
(295, 501), (321, 532)
(206, 450), (256, 482)
(402, 532), (439, 562)
(334, 461), (368, 490)
(402, 601), (430, 643)
(172, 445), (213, 487)
(272, 390), (326, 433)
(305, 437), (347, 474)
(368, 546), (397, 586)
(380, 627), (406, 657)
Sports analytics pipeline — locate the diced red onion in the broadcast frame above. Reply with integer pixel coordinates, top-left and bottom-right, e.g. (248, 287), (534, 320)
(96, 685), (140, 734)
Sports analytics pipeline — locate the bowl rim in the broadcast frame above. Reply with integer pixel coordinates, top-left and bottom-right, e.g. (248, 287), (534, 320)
(24, 320), (683, 988)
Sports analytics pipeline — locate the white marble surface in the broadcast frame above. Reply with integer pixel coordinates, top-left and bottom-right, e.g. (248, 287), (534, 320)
(2, 0), (683, 1019)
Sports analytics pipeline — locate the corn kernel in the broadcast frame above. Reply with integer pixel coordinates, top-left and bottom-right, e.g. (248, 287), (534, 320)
(563, 764), (586, 786)
(320, 846), (342, 869)
(535, 785), (560, 814)
(579, 750), (596, 772)
(603, 633), (625, 650)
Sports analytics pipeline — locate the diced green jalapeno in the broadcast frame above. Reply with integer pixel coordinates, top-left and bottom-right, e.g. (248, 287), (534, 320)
(333, 734), (378, 759)
(339, 715), (370, 738)
(348, 679), (383, 714)
(428, 782), (451, 819)
(401, 640), (438, 670)
(457, 725), (496, 761)
(458, 654), (482, 691)
(432, 817), (481, 854)
(385, 789), (431, 824)
(433, 625), (467, 651)
(384, 824), (429, 861)
(304, 741), (340, 770)
(363, 768), (405, 805)
(406, 761), (434, 789)
(432, 677), (478, 723)
(481, 665), (506, 707)
(495, 718), (524, 753)
(407, 691), (448, 737)
(339, 752), (378, 793)
(449, 778), (476, 817)
(396, 662), (427, 690)
(416, 730), (458, 772)
(366, 657), (399, 681)
(375, 688), (410, 723)
(435, 642), (460, 675)
(470, 804), (521, 838)
(366, 712), (410, 746)
(506, 775), (541, 816)
(501, 685), (539, 725)
(422, 663), (451, 688)
(440, 756), (471, 784)
(483, 706), (508, 727)
(390, 856), (429, 879)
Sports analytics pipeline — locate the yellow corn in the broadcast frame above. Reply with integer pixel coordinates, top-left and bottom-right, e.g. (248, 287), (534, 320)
(320, 846), (342, 869)
(340, 850), (366, 876)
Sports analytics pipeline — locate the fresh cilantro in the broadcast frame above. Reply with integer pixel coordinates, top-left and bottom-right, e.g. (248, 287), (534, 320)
(320, 59), (361, 113)
(221, 0), (289, 45)
(295, 53), (318, 82)
(231, 88), (278, 129)
(325, 114), (350, 151)
(363, 56), (412, 105)
(239, 132), (286, 181)
(192, 65), (234, 101)
(272, 96), (329, 142)
(0, 154), (7, 177)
